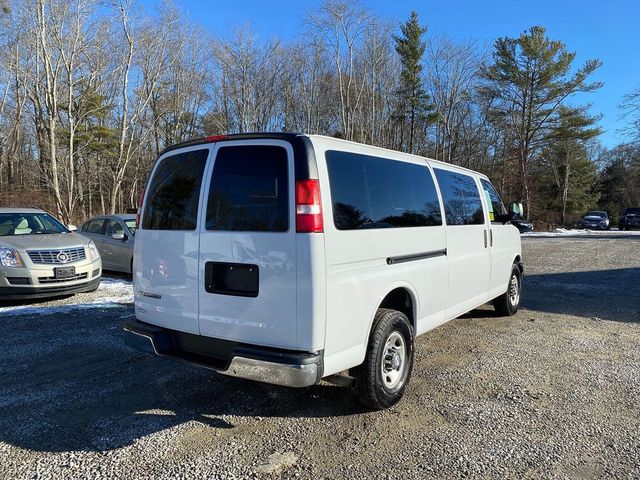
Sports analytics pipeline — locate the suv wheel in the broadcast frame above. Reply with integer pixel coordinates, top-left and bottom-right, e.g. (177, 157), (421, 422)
(351, 308), (414, 409)
(493, 264), (522, 316)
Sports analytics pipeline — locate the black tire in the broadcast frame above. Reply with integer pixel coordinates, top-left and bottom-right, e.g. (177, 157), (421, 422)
(128, 259), (134, 281)
(350, 308), (414, 410)
(493, 264), (522, 316)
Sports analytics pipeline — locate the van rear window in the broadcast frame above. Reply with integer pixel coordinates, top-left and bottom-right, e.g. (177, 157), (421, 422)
(142, 149), (208, 230)
(326, 151), (442, 230)
(206, 145), (289, 232)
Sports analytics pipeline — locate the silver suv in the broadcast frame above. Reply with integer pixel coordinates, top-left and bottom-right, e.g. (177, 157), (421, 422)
(0, 208), (102, 300)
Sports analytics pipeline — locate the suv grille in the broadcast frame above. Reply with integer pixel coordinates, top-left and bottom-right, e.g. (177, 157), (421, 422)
(38, 273), (88, 284)
(6, 277), (31, 286)
(27, 247), (86, 265)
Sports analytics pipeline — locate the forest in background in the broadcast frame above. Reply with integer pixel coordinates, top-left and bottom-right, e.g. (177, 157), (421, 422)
(0, 0), (639, 226)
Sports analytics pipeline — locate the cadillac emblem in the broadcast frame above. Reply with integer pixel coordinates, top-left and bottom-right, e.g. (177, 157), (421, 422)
(57, 252), (70, 263)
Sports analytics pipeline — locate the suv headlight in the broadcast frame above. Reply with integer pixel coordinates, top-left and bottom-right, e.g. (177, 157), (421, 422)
(0, 247), (24, 267)
(88, 241), (100, 261)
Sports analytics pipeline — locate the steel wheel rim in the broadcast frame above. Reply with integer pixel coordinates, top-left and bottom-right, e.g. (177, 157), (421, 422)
(381, 331), (407, 390)
(509, 274), (520, 306)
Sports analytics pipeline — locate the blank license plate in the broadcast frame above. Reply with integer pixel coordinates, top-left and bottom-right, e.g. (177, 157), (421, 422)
(55, 266), (76, 279)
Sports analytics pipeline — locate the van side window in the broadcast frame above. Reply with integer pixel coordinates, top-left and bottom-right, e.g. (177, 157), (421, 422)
(206, 145), (289, 232)
(480, 179), (507, 222)
(326, 151), (442, 230)
(142, 149), (208, 230)
(434, 169), (485, 226)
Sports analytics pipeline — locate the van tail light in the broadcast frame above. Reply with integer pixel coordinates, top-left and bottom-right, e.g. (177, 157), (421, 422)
(136, 188), (145, 228)
(296, 179), (323, 233)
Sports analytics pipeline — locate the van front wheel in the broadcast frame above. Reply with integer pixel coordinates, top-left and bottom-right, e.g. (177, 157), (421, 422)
(351, 308), (414, 410)
(493, 264), (522, 316)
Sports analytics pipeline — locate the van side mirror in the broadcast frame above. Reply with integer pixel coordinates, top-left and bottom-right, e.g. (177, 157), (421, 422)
(508, 202), (524, 220)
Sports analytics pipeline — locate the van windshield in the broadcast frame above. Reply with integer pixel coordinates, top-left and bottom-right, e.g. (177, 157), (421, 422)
(0, 213), (68, 236)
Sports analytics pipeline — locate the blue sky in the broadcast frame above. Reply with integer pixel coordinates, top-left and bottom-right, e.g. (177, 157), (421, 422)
(172, 0), (640, 147)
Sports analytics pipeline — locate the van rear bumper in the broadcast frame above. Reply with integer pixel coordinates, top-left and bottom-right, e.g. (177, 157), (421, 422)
(123, 319), (323, 388)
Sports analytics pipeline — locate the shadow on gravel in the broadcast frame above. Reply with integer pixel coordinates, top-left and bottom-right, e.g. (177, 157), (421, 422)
(0, 294), (75, 308)
(0, 306), (364, 453)
(523, 267), (640, 323)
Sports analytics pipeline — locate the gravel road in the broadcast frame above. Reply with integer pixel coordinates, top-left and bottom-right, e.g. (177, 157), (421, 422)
(1, 236), (638, 479)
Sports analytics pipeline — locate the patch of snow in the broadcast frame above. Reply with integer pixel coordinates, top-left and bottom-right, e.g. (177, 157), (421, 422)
(0, 274), (133, 317)
(522, 228), (640, 237)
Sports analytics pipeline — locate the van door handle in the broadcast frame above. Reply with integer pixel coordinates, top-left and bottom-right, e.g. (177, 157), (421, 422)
(484, 230), (487, 248)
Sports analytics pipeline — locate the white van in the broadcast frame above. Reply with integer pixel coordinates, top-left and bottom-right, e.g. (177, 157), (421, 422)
(124, 133), (523, 409)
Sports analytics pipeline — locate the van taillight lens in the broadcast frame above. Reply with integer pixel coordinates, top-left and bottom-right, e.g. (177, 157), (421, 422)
(296, 180), (323, 233)
(136, 188), (145, 228)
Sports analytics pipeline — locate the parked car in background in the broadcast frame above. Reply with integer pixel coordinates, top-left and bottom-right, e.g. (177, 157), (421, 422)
(619, 207), (640, 230)
(80, 214), (136, 276)
(0, 208), (102, 300)
(510, 219), (534, 233)
(124, 133), (523, 409)
(577, 211), (610, 230)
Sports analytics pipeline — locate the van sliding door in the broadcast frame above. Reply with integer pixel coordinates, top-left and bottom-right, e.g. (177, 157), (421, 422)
(434, 168), (492, 317)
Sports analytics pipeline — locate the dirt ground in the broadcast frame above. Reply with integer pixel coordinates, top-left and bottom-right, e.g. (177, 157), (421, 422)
(0, 234), (638, 479)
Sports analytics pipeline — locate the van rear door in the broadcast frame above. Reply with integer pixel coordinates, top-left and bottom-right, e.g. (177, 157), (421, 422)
(197, 140), (298, 349)
(134, 147), (210, 334)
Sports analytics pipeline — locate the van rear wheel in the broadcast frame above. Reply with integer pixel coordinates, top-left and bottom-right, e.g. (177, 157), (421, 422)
(493, 264), (522, 316)
(350, 308), (414, 410)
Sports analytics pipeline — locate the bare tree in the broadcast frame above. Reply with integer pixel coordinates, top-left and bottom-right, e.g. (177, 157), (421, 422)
(308, 0), (370, 140)
(108, 0), (175, 213)
(427, 36), (483, 163)
(620, 87), (640, 143)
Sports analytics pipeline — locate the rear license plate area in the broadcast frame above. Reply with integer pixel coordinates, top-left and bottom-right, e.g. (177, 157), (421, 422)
(55, 266), (76, 279)
(205, 262), (259, 297)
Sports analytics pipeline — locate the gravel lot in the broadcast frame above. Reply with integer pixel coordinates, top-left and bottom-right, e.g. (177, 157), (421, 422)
(1, 235), (639, 479)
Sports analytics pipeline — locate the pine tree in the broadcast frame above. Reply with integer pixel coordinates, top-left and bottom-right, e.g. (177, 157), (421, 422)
(546, 106), (602, 225)
(481, 26), (602, 219)
(393, 11), (437, 154)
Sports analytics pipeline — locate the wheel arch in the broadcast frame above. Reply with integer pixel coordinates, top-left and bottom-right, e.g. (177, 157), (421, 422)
(514, 254), (524, 275)
(367, 283), (419, 343)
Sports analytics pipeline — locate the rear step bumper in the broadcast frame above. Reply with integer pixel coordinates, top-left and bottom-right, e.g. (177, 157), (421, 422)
(123, 319), (323, 388)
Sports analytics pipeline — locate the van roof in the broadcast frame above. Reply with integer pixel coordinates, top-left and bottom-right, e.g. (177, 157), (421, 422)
(306, 134), (486, 178)
(160, 132), (487, 180)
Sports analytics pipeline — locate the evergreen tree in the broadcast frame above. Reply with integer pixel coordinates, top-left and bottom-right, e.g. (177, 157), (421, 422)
(481, 26), (602, 219)
(393, 11), (437, 154)
(546, 106), (602, 225)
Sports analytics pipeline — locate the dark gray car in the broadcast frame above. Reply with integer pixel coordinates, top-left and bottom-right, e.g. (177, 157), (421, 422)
(577, 211), (610, 230)
(80, 214), (136, 275)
